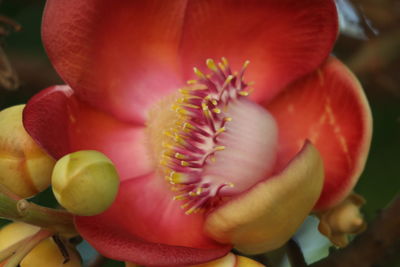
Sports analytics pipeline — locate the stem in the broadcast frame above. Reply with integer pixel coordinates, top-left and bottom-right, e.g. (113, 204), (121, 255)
(4, 229), (52, 267)
(0, 185), (76, 235)
(287, 239), (307, 267)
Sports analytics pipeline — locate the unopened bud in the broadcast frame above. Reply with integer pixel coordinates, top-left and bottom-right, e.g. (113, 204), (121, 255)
(0, 222), (40, 251)
(20, 238), (81, 267)
(0, 222), (81, 266)
(318, 192), (367, 247)
(52, 150), (119, 216)
(0, 105), (55, 198)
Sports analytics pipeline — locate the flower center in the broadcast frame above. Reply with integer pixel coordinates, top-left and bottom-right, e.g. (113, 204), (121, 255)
(147, 58), (278, 215)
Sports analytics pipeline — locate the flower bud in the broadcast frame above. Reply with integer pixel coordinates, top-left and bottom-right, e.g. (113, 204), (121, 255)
(318, 192), (367, 247)
(0, 105), (55, 198)
(0, 222), (81, 267)
(20, 238), (81, 267)
(0, 222), (40, 251)
(52, 150), (119, 216)
(190, 253), (265, 267)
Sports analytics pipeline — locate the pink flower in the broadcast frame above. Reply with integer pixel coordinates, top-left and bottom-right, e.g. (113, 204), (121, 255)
(23, 0), (372, 266)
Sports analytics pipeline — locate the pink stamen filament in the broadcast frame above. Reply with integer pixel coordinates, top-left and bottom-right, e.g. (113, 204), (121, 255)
(160, 58), (253, 214)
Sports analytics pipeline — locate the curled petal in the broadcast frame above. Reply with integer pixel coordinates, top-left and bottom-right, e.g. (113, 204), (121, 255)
(204, 142), (324, 254)
(265, 57), (372, 210)
(23, 85), (152, 181)
(179, 0), (338, 103)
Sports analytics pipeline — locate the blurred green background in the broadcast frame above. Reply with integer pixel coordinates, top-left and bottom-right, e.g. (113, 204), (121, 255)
(0, 0), (399, 266)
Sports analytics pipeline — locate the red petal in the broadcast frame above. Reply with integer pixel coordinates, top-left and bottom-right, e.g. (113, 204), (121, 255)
(42, 0), (187, 123)
(75, 173), (231, 266)
(23, 85), (153, 181)
(43, 0), (337, 123)
(265, 57), (372, 210)
(179, 0), (338, 103)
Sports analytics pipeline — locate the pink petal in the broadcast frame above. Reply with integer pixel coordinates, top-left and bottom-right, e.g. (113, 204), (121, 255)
(179, 0), (338, 103)
(42, 0), (187, 123)
(23, 85), (153, 181)
(75, 173), (231, 266)
(265, 57), (372, 210)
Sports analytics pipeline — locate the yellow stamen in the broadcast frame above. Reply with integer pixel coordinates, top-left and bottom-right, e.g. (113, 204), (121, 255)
(193, 67), (206, 79)
(224, 75), (234, 85)
(173, 194), (187, 200)
(242, 60), (250, 69)
(216, 127), (226, 135)
(212, 108), (221, 114)
(221, 57), (229, 67)
(224, 117), (233, 122)
(175, 153), (187, 160)
(180, 161), (190, 167)
(187, 79), (197, 85)
(185, 207), (199, 215)
(206, 58), (218, 72)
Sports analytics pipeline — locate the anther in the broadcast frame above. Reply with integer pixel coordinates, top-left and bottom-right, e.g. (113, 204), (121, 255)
(187, 80), (197, 85)
(242, 60), (250, 70)
(224, 117), (233, 122)
(217, 127), (225, 134)
(212, 108), (221, 114)
(206, 59), (218, 72)
(175, 153), (187, 160)
(221, 57), (229, 68)
(180, 161), (190, 167)
(193, 67), (206, 79)
(214, 146), (226, 151)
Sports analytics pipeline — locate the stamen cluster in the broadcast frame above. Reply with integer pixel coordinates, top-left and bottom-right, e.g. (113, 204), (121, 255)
(160, 58), (252, 214)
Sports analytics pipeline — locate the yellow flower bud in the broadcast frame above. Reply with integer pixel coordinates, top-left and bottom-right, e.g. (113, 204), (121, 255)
(20, 238), (81, 267)
(0, 105), (55, 198)
(0, 222), (40, 251)
(318, 192), (367, 247)
(190, 253), (265, 267)
(52, 150), (119, 216)
(0, 222), (81, 267)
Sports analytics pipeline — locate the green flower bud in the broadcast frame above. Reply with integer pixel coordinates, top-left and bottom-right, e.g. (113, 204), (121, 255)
(52, 150), (119, 216)
(0, 105), (55, 198)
